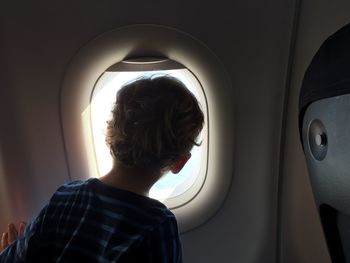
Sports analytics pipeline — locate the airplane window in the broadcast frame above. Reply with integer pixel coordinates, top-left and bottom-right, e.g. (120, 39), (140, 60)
(61, 25), (232, 231)
(90, 59), (208, 207)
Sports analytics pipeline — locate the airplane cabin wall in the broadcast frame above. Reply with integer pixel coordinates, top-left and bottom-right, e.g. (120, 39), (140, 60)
(281, 0), (350, 262)
(0, 1), (297, 262)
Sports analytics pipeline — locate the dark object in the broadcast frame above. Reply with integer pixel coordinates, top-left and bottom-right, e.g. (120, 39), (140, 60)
(300, 23), (350, 263)
(299, 23), (350, 129)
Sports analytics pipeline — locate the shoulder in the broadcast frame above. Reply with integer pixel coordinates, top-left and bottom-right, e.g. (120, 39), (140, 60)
(57, 178), (94, 191)
(146, 206), (180, 240)
(137, 210), (182, 262)
(50, 178), (96, 202)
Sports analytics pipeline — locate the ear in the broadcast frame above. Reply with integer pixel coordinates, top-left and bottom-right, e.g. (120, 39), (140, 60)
(170, 153), (191, 174)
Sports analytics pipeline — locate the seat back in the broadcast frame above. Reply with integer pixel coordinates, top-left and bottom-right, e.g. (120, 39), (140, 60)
(300, 23), (350, 263)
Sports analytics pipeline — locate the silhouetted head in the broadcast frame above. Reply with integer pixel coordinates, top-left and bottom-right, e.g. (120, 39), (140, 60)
(299, 23), (350, 262)
(106, 75), (204, 172)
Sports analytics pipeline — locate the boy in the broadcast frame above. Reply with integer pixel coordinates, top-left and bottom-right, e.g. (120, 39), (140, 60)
(0, 76), (204, 262)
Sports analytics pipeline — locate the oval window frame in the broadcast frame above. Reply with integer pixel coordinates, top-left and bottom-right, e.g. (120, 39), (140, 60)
(61, 24), (234, 232)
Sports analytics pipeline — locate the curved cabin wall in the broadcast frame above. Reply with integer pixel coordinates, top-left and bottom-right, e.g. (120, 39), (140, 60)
(0, 1), (296, 262)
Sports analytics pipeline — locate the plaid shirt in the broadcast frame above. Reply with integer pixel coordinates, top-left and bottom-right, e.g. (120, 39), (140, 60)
(0, 178), (182, 262)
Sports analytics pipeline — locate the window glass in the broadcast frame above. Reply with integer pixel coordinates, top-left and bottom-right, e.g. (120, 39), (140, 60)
(91, 67), (207, 202)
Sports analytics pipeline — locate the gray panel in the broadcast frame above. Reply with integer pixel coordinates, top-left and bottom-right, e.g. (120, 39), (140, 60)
(303, 95), (350, 213)
(303, 95), (350, 262)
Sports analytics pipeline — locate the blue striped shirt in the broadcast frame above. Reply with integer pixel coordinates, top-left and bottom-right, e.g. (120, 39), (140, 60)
(0, 178), (183, 262)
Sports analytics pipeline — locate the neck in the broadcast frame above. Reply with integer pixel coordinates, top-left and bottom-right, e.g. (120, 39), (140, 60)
(99, 161), (162, 196)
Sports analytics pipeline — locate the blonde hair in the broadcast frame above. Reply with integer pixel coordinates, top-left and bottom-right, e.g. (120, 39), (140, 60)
(106, 76), (204, 169)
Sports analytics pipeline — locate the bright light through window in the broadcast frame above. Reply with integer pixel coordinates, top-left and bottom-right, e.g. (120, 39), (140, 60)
(90, 66), (207, 202)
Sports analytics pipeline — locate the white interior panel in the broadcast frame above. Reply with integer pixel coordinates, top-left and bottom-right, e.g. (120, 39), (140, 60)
(0, 0), (299, 262)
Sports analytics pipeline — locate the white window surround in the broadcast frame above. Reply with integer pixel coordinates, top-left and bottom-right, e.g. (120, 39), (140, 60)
(61, 24), (234, 233)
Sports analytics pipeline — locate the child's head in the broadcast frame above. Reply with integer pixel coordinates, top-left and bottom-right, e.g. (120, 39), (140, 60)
(106, 75), (204, 172)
